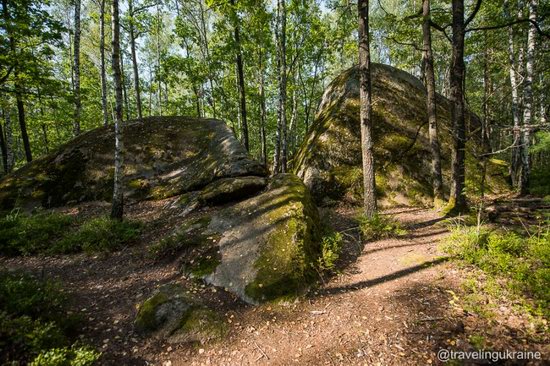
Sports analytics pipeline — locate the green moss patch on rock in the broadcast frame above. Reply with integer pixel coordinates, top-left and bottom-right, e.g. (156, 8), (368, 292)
(294, 63), (510, 207)
(0, 116), (267, 211)
(187, 173), (323, 304)
(134, 284), (225, 343)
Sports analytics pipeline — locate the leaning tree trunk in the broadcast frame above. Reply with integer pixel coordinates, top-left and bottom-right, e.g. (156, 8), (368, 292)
(519, 0), (538, 195)
(100, 0), (109, 126)
(358, 0), (377, 218)
(129, 0), (143, 120)
(4, 109), (13, 171)
(111, 0), (124, 219)
(422, 0), (444, 207)
(447, 0), (467, 214)
(73, 0), (82, 136)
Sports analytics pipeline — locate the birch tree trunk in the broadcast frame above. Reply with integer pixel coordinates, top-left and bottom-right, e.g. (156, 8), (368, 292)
(422, 0), (444, 207)
(358, 0), (376, 218)
(506, 0), (522, 187)
(100, 0), (109, 126)
(111, 0), (124, 220)
(0, 112), (7, 174)
(73, 0), (82, 136)
(447, 0), (467, 214)
(519, 0), (538, 195)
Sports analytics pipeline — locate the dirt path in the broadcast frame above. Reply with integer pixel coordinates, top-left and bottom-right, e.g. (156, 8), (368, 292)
(1, 205), (547, 365)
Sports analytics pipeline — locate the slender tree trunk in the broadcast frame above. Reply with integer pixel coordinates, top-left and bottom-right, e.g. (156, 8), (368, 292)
(447, 0), (467, 214)
(259, 50), (267, 166)
(289, 82), (298, 156)
(197, 0), (216, 118)
(73, 0), (82, 136)
(5, 109), (13, 171)
(0, 112), (7, 174)
(422, 0), (444, 206)
(358, 0), (376, 217)
(121, 50), (131, 120)
(129, 0), (143, 120)
(100, 0), (109, 126)
(2, 0), (31, 162)
(505, 0), (522, 187)
(519, 0), (537, 195)
(274, 0), (288, 173)
(111, 0), (124, 219)
(230, 0), (249, 151)
(156, 2), (162, 116)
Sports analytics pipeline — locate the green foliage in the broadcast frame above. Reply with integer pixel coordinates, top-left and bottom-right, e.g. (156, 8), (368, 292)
(356, 213), (406, 241)
(0, 211), (142, 255)
(529, 166), (550, 196)
(0, 210), (74, 255)
(318, 231), (343, 270)
(30, 345), (101, 366)
(55, 216), (142, 253)
(442, 224), (550, 317)
(0, 272), (100, 364)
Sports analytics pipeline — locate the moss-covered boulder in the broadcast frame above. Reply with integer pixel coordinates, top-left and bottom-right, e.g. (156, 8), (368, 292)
(134, 284), (226, 343)
(294, 64), (509, 206)
(0, 116), (267, 210)
(164, 174), (321, 304)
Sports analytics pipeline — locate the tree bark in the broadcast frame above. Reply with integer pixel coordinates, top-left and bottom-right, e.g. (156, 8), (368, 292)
(100, 0), (109, 126)
(358, 0), (377, 218)
(274, 0), (288, 173)
(4, 108), (13, 171)
(129, 0), (143, 120)
(111, 0), (124, 219)
(422, 0), (444, 206)
(73, 0), (82, 136)
(447, 0), (467, 214)
(259, 50), (267, 166)
(519, 0), (538, 195)
(506, 0), (523, 187)
(2, 0), (32, 162)
(230, 0), (248, 151)
(0, 112), (7, 174)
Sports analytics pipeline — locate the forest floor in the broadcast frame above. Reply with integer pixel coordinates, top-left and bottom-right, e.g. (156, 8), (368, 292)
(1, 202), (548, 365)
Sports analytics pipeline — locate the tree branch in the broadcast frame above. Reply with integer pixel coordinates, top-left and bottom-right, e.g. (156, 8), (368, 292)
(430, 20), (452, 42)
(467, 18), (550, 40)
(0, 65), (14, 85)
(465, 0), (483, 27)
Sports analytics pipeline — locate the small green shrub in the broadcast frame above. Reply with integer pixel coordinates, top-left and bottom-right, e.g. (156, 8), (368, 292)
(149, 230), (188, 258)
(0, 272), (100, 364)
(356, 213), (406, 241)
(54, 216), (142, 253)
(442, 225), (550, 317)
(0, 210), (74, 255)
(318, 231), (343, 270)
(30, 345), (100, 366)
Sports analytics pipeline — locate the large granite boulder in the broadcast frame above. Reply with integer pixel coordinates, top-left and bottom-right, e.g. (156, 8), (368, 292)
(294, 63), (509, 206)
(0, 116), (267, 210)
(155, 174), (322, 304)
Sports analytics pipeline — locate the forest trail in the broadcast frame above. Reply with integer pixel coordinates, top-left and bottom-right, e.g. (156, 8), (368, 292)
(1, 204), (546, 365)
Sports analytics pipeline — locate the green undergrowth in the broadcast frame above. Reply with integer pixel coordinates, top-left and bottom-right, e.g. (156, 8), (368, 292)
(0, 210), (142, 256)
(317, 230), (343, 271)
(442, 223), (550, 318)
(0, 271), (100, 365)
(356, 213), (407, 241)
